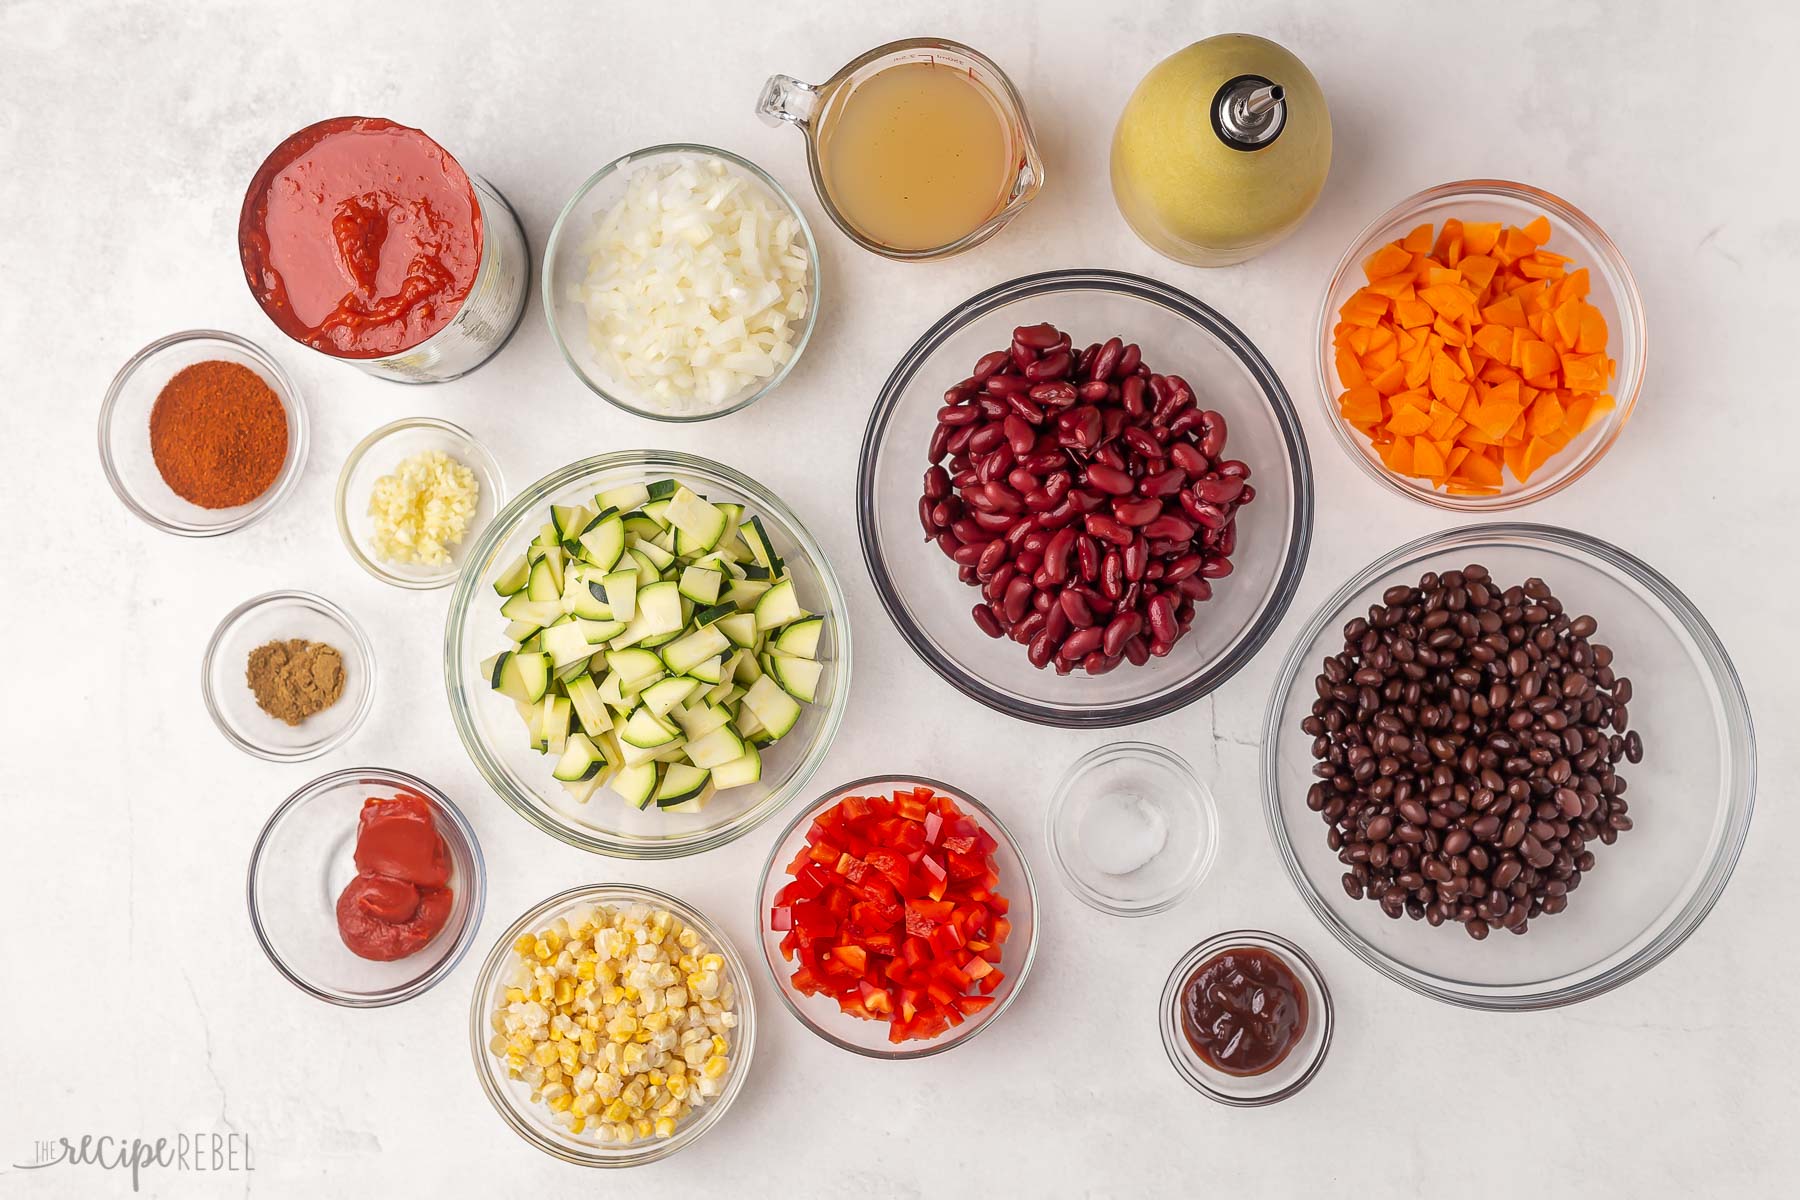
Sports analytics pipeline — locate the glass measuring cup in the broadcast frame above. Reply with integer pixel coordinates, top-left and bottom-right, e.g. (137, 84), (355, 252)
(757, 38), (1045, 261)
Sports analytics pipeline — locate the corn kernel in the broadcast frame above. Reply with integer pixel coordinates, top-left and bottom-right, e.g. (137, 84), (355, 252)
(654, 1117), (677, 1139)
(703, 1055), (729, 1079)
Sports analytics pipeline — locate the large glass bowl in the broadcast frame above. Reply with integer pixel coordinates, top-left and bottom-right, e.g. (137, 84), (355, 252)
(444, 451), (851, 858)
(1262, 524), (1755, 1010)
(858, 269), (1313, 727)
(1316, 180), (1645, 511)
(468, 884), (755, 1167)
(542, 144), (821, 423)
(754, 774), (1038, 1059)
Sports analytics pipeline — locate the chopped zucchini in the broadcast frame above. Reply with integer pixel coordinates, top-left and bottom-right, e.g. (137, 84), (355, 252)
(493, 555), (531, 596)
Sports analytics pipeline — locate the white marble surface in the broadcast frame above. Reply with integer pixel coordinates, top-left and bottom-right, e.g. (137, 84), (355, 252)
(2, 1), (1796, 1195)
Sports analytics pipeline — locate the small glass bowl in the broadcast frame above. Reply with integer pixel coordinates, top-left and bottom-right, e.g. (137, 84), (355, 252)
(1316, 180), (1645, 510)
(468, 884), (755, 1167)
(334, 417), (506, 589)
(98, 329), (309, 535)
(542, 144), (821, 422)
(1160, 930), (1334, 1107)
(755, 774), (1039, 1060)
(1047, 742), (1217, 917)
(859, 269), (1313, 727)
(202, 591), (375, 761)
(246, 767), (485, 1007)
(1263, 523), (1756, 1010)
(443, 450), (850, 859)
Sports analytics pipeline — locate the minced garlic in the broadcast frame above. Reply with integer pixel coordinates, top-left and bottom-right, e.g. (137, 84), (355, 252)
(367, 449), (479, 566)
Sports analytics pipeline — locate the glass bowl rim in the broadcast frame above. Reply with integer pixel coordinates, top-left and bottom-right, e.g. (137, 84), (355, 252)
(540, 142), (822, 423)
(1045, 740), (1219, 917)
(97, 328), (310, 536)
(1312, 178), (1647, 512)
(1158, 928), (1335, 1107)
(857, 266), (1315, 727)
(753, 772), (1040, 1060)
(442, 449), (852, 858)
(201, 589), (377, 762)
(333, 415), (507, 590)
(244, 765), (487, 1008)
(1260, 521), (1757, 1010)
(466, 881), (756, 1167)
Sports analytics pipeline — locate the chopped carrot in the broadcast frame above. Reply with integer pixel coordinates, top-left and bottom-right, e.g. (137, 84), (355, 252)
(1332, 213), (1616, 493)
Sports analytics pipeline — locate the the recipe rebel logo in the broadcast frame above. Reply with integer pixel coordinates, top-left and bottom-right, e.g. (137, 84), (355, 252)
(10, 1131), (254, 1192)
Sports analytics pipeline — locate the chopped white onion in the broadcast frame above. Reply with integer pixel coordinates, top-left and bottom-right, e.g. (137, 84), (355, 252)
(574, 154), (811, 411)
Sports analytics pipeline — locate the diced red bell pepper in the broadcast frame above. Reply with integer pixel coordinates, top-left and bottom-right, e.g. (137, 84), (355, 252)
(858, 980), (893, 1015)
(797, 862), (833, 896)
(956, 994), (996, 1016)
(786, 845), (813, 876)
(928, 923), (966, 959)
(992, 916), (1012, 944)
(979, 969), (1005, 995)
(940, 834), (975, 855)
(808, 840), (841, 867)
(791, 965), (827, 995)
(895, 793), (929, 822)
(770, 906), (793, 931)
(824, 888), (853, 919)
(923, 810), (943, 845)
(840, 794), (871, 823)
(964, 956), (994, 981)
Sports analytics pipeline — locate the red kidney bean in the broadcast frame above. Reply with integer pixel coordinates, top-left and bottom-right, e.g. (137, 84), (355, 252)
(1068, 487), (1103, 514)
(1123, 636), (1150, 666)
(1010, 341), (1036, 371)
(1030, 380), (1077, 407)
(1120, 537), (1148, 582)
(1217, 458), (1250, 478)
(1201, 556), (1234, 578)
(1199, 410), (1229, 458)
(970, 508), (1013, 534)
(1139, 467), (1186, 497)
(958, 565), (979, 585)
(1100, 549), (1124, 599)
(1092, 445), (1125, 474)
(1076, 380), (1111, 403)
(969, 424), (1004, 455)
(976, 395), (1007, 420)
(1005, 520), (1036, 550)
(1014, 550), (1043, 575)
(1023, 488), (1055, 512)
(1147, 594), (1178, 643)
(1085, 464), (1134, 495)
(1076, 342), (1100, 374)
(1120, 426), (1161, 459)
(1059, 627), (1103, 661)
(1033, 589), (1054, 613)
(952, 542), (987, 567)
(986, 372), (1029, 396)
(1014, 323), (1060, 349)
(1075, 534), (1100, 581)
(1021, 531), (1047, 555)
(1002, 577), (1034, 624)
(1191, 475), (1244, 504)
(973, 350), (1009, 380)
(1164, 553), (1203, 582)
(1177, 575), (1212, 600)
(1102, 611), (1143, 657)
(1026, 350), (1072, 381)
(1008, 394), (1048, 426)
(1001, 415), (1036, 456)
(1113, 497), (1162, 526)
(1088, 337), (1122, 382)
(979, 482), (1021, 513)
(947, 518), (982, 544)
(985, 560), (1015, 599)
(946, 424), (975, 455)
(935, 532), (960, 561)
(1041, 527), (1077, 582)
(1027, 630), (1058, 668)
(1120, 375), (1147, 417)
(971, 604), (1003, 638)
(1059, 589), (1095, 628)
(1214, 523), (1236, 556)
(928, 423), (952, 462)
(1170, 442), (1209, 475)
(1114, 343), (1141, 377)
(1084, 513), (1132, 545)
(1006, 467), (1038, 495)
(937, 404), (977, 426)
(976, 539), (1008, 578)
(1021, 451), (1062, 474)
(1144, 514), (1198, 541)
(1082, 651), (1121, 675)
(923, 465), (950, 500)
(1177, 493), (1226, 529)
(1035, 497), (1076, 530)
(1237, 485), (1255, 505)
(1043, 599), (1070, 643)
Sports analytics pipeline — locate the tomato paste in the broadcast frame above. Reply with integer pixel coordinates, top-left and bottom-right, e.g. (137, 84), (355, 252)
(239, 117), (484, 359)
(335, 792), (454, 961)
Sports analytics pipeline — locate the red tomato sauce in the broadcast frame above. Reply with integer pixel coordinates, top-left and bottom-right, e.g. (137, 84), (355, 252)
(335, 792), (454, 961)
(239, 117), (483, 359)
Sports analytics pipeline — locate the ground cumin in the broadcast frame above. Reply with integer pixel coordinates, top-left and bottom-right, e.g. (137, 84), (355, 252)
(246, 639), (345, 726)
(149, 360), (288, 508)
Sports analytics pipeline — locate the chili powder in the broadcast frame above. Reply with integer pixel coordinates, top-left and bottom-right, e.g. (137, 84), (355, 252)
(148, 360), (288, 508)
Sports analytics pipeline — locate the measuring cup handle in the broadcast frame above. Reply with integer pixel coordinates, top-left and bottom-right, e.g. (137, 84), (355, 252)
(756, 75), (820, 129)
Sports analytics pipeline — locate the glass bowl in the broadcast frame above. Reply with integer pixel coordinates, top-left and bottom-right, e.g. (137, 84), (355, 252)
(246, 767), (485, 1007)
(202, 590), (375, 761)
(98, 329), (309, 536)
(1263, 523), (1756, 1010)
(542, 144), (821, 422)
(858, 269), (1313, 727)
(1046, 742), (1218, 917)
(443, 450), (850, 858)
(468, 883), (755, 1167)
(334, 416), (506, 589)
(1159, 930), (1334, 1107)
(755, 774), (1039, 1060)
(1315, 180), (1646, 510)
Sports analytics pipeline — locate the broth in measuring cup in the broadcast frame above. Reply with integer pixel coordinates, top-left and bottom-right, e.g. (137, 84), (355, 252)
(815, 60), (1018, 253)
